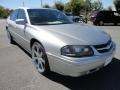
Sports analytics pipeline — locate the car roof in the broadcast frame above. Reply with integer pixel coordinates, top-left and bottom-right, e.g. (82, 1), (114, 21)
(18, 7), (29, 10)
(17, 7), (57, 11)
(99, 10), (117, 13)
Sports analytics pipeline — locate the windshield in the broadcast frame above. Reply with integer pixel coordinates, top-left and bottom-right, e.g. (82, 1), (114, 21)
(27, 9), (73, 25)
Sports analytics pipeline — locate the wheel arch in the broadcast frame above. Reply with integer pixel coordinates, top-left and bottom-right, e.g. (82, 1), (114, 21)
(30, 38), (51, 71)
(30, 38), (44, 49)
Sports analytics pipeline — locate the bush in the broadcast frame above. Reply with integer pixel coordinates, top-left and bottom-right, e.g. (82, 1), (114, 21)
(0, 6), (11, 18)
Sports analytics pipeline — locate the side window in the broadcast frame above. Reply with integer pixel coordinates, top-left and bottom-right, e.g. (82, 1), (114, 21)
(101, 12), (112, 17)
(17, 9), (26, 20)
(10, 10), (18, 21)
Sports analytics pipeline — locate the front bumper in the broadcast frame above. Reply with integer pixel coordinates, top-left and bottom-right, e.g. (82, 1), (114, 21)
(47, 42), (116, 77)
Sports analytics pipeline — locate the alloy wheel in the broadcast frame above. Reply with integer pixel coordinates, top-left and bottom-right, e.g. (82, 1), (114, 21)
(32, 42), (46, 73)
(99, 21), (104, 26)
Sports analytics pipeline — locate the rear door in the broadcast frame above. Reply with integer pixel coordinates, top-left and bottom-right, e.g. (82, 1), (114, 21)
(7, 9), (19, 40)
(103, 12), (113, 23)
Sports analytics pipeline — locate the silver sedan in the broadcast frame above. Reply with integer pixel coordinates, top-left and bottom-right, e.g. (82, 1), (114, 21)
(6, 7), (116, 77)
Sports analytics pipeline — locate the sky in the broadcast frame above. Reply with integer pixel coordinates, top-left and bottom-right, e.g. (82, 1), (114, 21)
(0, 0), (115, 10)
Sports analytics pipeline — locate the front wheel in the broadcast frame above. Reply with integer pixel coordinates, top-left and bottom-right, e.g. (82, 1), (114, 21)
(114, 23), (117, 26)
(93, 22), (98, 26)
(31, 42), (50, 75)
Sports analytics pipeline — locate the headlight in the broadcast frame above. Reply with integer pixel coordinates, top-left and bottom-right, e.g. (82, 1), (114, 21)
(61, 45), (94, 57)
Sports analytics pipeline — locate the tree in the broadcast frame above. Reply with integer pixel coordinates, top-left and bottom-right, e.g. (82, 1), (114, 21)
(43, 4), (50, 8)
(0, 6), (4, 17)
(70, 0), (85, 15)
(114, 0), (120, 12)
(91, 1), (103, 11)
(54, 1), (64, 11)
(0, 6), (11, 18)
(64, 2), (71, 12)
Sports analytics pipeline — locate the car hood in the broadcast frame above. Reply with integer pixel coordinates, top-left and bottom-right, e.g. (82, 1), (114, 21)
(35, 23), (110, 45)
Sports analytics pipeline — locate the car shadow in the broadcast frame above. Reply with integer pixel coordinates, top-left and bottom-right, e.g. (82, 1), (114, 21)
(46, 58), (120, 90)
(15, 43), (120, 90)
(14, 42), (32, 58)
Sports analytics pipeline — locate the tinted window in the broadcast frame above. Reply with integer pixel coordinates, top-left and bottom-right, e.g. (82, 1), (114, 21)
(17, 9), (26, 20)
(10, 10), (18, 21)
(27, 9), (72, 25)
(99, 11), (113, 17)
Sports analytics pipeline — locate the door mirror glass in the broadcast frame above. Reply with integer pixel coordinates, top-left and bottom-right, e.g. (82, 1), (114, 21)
(15, 19), (26, 25)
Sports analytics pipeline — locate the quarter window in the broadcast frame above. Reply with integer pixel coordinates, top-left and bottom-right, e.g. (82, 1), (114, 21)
(10, 10), (18, 21)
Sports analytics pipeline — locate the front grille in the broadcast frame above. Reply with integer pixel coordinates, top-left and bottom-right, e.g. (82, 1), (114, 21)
(94, 40), (113, 53)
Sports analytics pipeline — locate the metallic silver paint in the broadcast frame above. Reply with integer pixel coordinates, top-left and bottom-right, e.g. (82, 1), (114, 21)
(6, 8), (116, 77)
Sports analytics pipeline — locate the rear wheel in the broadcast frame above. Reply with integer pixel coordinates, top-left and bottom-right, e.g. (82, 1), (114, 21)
(31, 42), (50, 75)
(6, 30), (15, 44)
(99, 21), (104, 26)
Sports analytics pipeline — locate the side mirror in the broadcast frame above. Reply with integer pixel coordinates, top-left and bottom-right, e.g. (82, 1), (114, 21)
(15, 19), (26, 25)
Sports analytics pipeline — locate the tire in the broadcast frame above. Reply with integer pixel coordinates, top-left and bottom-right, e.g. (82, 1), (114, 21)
(93, 22), (97, 26)
(99, 21), (104, 26)
(31, 42), (50, 75)
(6, 30), (15, 44)
(114, 23), (117, 26)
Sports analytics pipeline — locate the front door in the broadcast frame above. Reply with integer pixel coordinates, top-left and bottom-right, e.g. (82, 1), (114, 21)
(15, 9), (30, 52)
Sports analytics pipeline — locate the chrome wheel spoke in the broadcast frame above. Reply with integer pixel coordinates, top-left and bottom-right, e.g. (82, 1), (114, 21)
(38, 59), (44, 69)
(32, 43), (46, 73)
(36, 45), (40, 52)
(39, 58), (45, 64)
(33, 57), (38, 61)
(34, 51), (38, 57)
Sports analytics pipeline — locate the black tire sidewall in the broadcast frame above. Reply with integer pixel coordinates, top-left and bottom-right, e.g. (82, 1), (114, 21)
(6, 30), (14, 44)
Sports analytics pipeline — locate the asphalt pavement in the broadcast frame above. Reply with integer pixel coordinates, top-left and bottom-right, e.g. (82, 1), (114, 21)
(0, 19), (120, 90)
